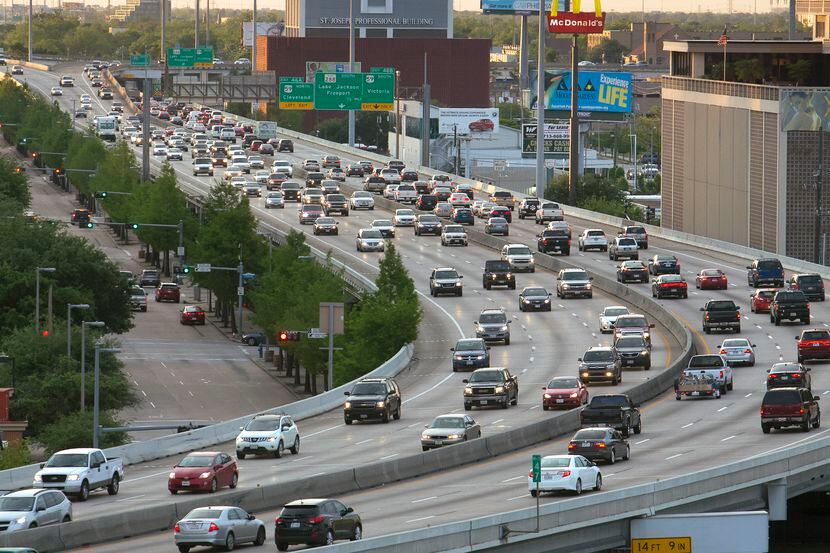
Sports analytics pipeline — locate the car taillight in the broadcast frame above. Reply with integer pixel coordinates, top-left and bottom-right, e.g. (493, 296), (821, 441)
(705, 313), (710, 321)
(800, 408), (806, 415)
(807, 303), (811, 310)
(567, 443), (575, 449)
(528, 470), (533, 477)
(719, 349), (727, 354)
(208, 522), (219, 532)
(792, 374), (802, 378)
(561, 470), (571, 477)
(568, 240), (572, 245)
(308, 516), (325, 524)
(744, 349), (753, 354)
(174, 523), (181, 533)
(719, 370), (724, 378)
(760, 407), (766, 415)
(543, 240), (548, 245)
(275, 517), (284, 525)
(736, 312), (741, 320)
(768, 374), (776, 379)
(596, 443), (606, 448)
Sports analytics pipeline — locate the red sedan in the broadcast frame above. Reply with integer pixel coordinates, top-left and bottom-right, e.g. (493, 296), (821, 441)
(695, 269), (728, 290)
(542, 376), (588, 410)
(180, 305), (206, 325)
(155, 283), (181, 303)
(168, 451), (238, 494)
(750, 289), (777, 313)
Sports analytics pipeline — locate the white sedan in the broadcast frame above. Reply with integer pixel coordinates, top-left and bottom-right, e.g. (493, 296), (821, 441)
(393, 208), (416, 226)
(350, 191), (375, 210)
(166, 148), (183, 161)
(152, 144), (168, 156)
(599, 305), (630, 334)
(449, 192), (472, 208)
(528, 455), (602, 496)
(223, 166), (246, 180)
(272, 160), (293, 177)
(50, 86), (63, 96)
(578, 228), (609, 252)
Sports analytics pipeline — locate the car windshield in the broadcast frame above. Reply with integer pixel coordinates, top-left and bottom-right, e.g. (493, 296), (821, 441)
(397, 210), (414, 216)
(798, 275), (822, 285)
(362, 230), (382, 239)
(775, 292), (806, 302)
(523, 288), (547, 296)
(763, 390), (801, 405)
(660, 275), (682, 282)
(756, 290), (775, 299)
(46, 453), (89, 467)
(655, 256), (675, 262)
(573, 429), (608, 440)
(707, 301), (736, 311)
(700, 270), (721, 277)
(507, 247), (531, 256)
(802, 331), (830, 341)
(435, 270), (458, 279)
(616, 337), (646, 348)
(267, 193), (283, 198)
(722, 339), (749, 348)
(541, 457), (571, 468)
(354, 192), (371, 198)
(757, 260), (782, 270)
(590, 396), (629, 407)
(186, 509), (223, 520)
(688, 355), (723, 367)
(179, 455), (214, 467)
(316, 218), (335, 225)
(618, 238), (637, 245)
(372, 220), (392, 227)
(583, 350), (613, 362)
(245, 418), (279, 431)
(183, 306), (201, 313)
(586, 230), (604, 237)
(281, 506), (319, 516)
(489, 218), (507, 225)
(470, 370), (504, 383)
(430, 417), (464, 429)
(479, 313), (505, 324)
(548, 377), (578, 388)
(444, 226), (464, 233)
(622, 262), (644, 269)
(0, 497), (35, 511)
(420, 216), (439, 223)
(351, 383), (386, 395)
(625, 227), (646, 235)
(562, 271), (588, 281)
(604, 308), (629, 317)
(455, 340), (483, 351)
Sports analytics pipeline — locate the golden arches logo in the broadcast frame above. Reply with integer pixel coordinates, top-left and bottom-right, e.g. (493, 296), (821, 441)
(551, 0), (602, 17)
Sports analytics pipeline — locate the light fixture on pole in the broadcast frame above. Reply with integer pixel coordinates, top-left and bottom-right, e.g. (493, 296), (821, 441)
(347, 0), (356, 148)
(67, 303), (90, 359)
(0, 354), (15, 388)
(35, 267), (56, 335)
(93, 342), (121, 449)
(80, 321), (105, 413)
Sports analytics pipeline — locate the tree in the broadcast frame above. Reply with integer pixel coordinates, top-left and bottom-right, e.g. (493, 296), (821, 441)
(317, 118), (348, 144)
(0, 155), (30, 208)
(588, 38), (627, 64)
(733, 59), (764, 84)
(787, 59), (812, 85)
(66, 134), (108, 196)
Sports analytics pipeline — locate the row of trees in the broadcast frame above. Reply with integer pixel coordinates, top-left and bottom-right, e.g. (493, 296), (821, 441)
(545, 169), (645, 222)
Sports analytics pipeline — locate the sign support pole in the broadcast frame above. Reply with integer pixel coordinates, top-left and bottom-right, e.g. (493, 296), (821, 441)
(535, 0), (546, 201)
(421, 52), (431, 168)
(568, 28), (580, 205)
(348, 0), (356, 148)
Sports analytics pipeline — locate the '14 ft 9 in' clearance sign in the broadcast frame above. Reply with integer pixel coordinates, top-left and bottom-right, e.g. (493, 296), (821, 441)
(547, 0), (605, 34)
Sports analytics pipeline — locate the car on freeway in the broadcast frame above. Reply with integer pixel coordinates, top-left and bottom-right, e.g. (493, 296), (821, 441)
(343, 377), (401, 424)
(528, 455), (602, 496)
(474, 308), (511, 345)
(750, 288), (776, 313)
(355, 229), (385, 252)
(431, 202), (453, 218)
(322, 193), (348, 216)
(517, 197), (540, 219)
(695, 268), (728, 290)
(489, 190), (515, 211)
(609, 237), (639, 261)
(501, 243), (535, 273)
(281, 182), (302, 202)
(306, 171), (326, 188)
(152, 144), (168, 156)
(400, 169), (419, 183)
(129, 286), (148, 312)
(537, 229), (570, 255)
(796, 328), (830, 363)
(647, 254), (680, 275)
(302, 188), (325, 205)
(449, 192), (472, 208)
(252, 170), (270, 184)
(567, 427), (630, 464)
(265, 172), (286, 189)
(369, 219), (394, 238)
(618, 225), (648, 249)
(240, 331), (266, 347)
(393, 208), (416, 226)
(577, 229), (608, 252)
(394, 183), (418, 203)
(451, 207), (475, 226)
(701, 299), (741, 334)
(277, 139), (294, 153)
(429, 267), (463, 297)
(167, 451), (239, 495)
(166, 147), (183, 161)
(483, 259), (515, 290)
(265, 190), (285, 209)
(717, 338), (756, 366)
(0, 489), (72, 532)
(463, 367), (518, 410)
(747, 257), (785, 288)
(382, 183), (399, 200)
(614, 334), (651, 370)
(274, 499), (361, 550)
(272, 159), (293, 177)
(556, 268), (593, 299)
(358, 160), (375, 174)
(770, 290), (810, 326)
(180, 305), (206, 325)
(302, 159), (320, 172)
(651, 274), (688, 299)
(139, 269), (161, 287)
(321, 155), (341, 169)
(767, 362), (811, 391)
(451, 338), (490, 371)
(380, 167), (401, 184)
(50, 86), (63, 96)
(519, 286), (552, 312)
(599, 306), (630, 334)
(34, 447), (123, 500)
(490, 205), (513, 223)
(327, 167), (346, 182)
(542, 376), (589, 410)
(613, 314), (654, 346)
(535, 202), (564, 223)
(223, 165), (245, 180)
(345, 163), (364, 177)
(174, 505), (265, 552)
(10, 65), (23, 75)
(312, 217), (339, 236)
(229, 176), (247, 189)
(421, 414), (481, 451)
(441, 224), (468, 247)
(71, 208), (92, 227)
(478, 202), (498, 218)
(578, 347), (623, 385)
(686, 354), (733, 393)
(259, 143), (274, 155)
(761, 387), (820, 433)
(347, 191), (374, 211)
(155, 283), (181, 303)
(235, 414), (300, 459)
(363, 175), (386, 194)
(416, 194), (438, 211)
(415, 214), (442, 235)
(788, 273), (825, 301)
(484, 216), (509, 236)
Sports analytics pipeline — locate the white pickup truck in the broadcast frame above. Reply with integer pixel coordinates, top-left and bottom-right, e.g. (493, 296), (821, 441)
(34, 448), (123, 501)
(684, 354), (734, 394)
(394, 183), (418, 204)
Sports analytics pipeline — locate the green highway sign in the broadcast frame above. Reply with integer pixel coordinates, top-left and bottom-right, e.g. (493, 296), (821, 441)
(279, 80), (314, 110)
(361, 72), (394, 111)
(167, 47), (213, 68)
(130, 54), (149, 66)
(371, 67), (395, 74)
(314, 72), (363, 111)
(531, 454), (541, 483)
(280, 77), (305, 83)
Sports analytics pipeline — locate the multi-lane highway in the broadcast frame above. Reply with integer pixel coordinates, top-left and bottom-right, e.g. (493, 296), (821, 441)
(14, 64), (830, 551)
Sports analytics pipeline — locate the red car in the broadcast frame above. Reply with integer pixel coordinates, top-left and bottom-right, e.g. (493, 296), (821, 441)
(468, 118), (494, 132)
(542, 376), (588, 410)
(155, 283), (181, 303)
(168, 451), (238, 494)
(796, 328), (830, 363)
(750, 289), (776, 313)
(250, 140), (263, 151)
(695, 269), (728, 290)
(180, 305), (206, 325)
(489, 206), (512, 223)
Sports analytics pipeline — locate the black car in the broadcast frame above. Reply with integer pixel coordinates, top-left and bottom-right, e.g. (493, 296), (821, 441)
(277, 139), (294, 152)
(517, 198), (541, 219)
(275, 499), (361, 550)
(451, 338), (490, 371)
(139, 269), (161, 287)
(281, 182), (302, 202)
(413, 181), (431, 195)
(483, 259), (515, 290)
(519, 286), (552, 312)
(789, 273), (825, 301)
(343, 377), (401, 424)
(400, 169), (419, 182)
(616, 261), (649, 283)
(416, 194), (438, 211)
(71, 208), (92, 226)
(312, 217), (339, 236)
(414, 214), (442, 235)
(647, 255), (680, 275)
(306, 172), (325, 187)
(767, 362), (811, 391)
(567, 427), (630, 464)
(241, 330), (266, 346)
(345, 163), (364, 177)
(463, 367), (519, 410)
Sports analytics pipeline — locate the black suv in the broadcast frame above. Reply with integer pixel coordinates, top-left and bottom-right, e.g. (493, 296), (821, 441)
(275, 498), (361, 550)
(483, 260), (516, 290)
(451, 338), (490, 371)
(517, 198), (540, 219)
(277, 139), (294, 152)
(343, 378), (401, 424)
(770, 290), (810, 325)
(789, 273), (825, 301)
(463, 367), (518, 410)
(416, 194), (438, 211)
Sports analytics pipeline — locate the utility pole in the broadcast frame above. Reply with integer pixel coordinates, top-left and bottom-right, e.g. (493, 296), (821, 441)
(568, 29), (579, 204)
(205, 0), (210, 46)
(141, 46), (150, 183)
(161, 0), (168, 93)
(519, 15), (529, 93)
(535, 2), (546, 201)
(34, 267), (56, 335)
(347, 0), (356, 148)
(80, 321), (104, 412)
(195, 0), (200, 47)
(237, 259), (244, 336)
(251, 0), (257, 71)
(93, 343), (121, 449)
(815, 130), (825, 264)
(421, 52), (430, 168)
(66, 303), (90, 360)
(395, 69), (401, 159)
(27, 0), (32, 62)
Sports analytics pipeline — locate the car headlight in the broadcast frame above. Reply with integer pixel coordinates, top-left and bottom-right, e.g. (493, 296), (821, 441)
(15, 516), (28, 525)
(642, 350), (650, 355)
(605, 372), (613, 376)
(464, 387), (473, 396)
(376, 401), (385, 408)
(66, 474), (80, 481)
(199, 472), (212, 479)
(454, 355), (464, 360)
(523, 299), (531, 304)
(34, 474), (42, 482)
(169, 472), (177, 479)
(447, 434), (462, 440)
(476, 355), (485, 360)
(544, 298), (550, 303)
(495, 386), (505, 394)
(562, 284), (571, 289)
(569, 392), (579, 398)
(586, 283), (592, 289)
(267, 436), (276, 442)
(500, 325), (508, 331)
(543, 393), (551, 399)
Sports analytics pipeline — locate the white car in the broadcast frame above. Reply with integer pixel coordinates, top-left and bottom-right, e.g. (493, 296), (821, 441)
(231, 156), (250, 173)
(224, 165), (246, 180)
(528, 454), (602, 496)
(50, 86), (63, 96)
(718, 338), (756, 366)
(393, 208), (416, 226)
(235, 414), (300, 458)
(229, 176), (247, 188)
(380, 168), (401, 184)
(441, 224), (468, 247)
(254, 170), (270, 184)
(165, 148), (183, 161)
(449, 192), (472, 208)
(271, 160), (293, 177)
(501, 243), (535, 273)
(599, 305), (630, 334)
(350, 191), (375, 210)
(356, 229), (385, 252)
(247, 155), (265, 169)
(578, 229), (609, 252)
(370, 219), (395, 238)
(0, 488), (73, 532)
(383, 184), (400, 199)
(535, 202), (565, 223)
(471, 200), (487, 216)
(152, 144), (168, 156)
(478, 203), (497, 218)
(264, 191), (284, 209)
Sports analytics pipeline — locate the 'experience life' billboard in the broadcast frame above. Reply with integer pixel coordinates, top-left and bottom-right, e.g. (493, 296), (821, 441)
(530, 70), (632, 113)
(481, 0), (564, 14)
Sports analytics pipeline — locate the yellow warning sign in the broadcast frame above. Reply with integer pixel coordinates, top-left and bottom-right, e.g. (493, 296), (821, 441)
(361, 102), (394, 111)
(632, 537), (692, 552)
(279, 101), (314, 110)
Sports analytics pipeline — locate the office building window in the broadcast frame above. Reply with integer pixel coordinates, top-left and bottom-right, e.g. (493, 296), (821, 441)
(362, 0), (393, 13)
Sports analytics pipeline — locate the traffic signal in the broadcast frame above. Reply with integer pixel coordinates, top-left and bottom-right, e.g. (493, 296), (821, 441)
(81, 222), (94, 229)
(94, 191), (108, 198)
(14, 166), (23, 173)
(53, 168), (62, 175)
(278, 330), (301, 342)
(41, 330), (49, 337)
(182, 265), (192, 274)
(127, 223), (139, 230)
(31, 151), (39, 160)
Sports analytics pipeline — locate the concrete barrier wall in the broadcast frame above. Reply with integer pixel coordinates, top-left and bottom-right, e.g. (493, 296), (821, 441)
(5, 59), (52, 72)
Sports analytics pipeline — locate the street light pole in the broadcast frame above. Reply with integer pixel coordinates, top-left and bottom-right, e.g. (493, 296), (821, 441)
(535, 0), (546, 201)
(347, 0), (356, 148)
(80, 321), (104, 413)
(66, 303), (90, 359)
(395, 69), (401, 159)
(35, 267), (56, 335)
(93, 343), (121, 449)
(252, 0), (257, 71)
(27, 0), (32, 62)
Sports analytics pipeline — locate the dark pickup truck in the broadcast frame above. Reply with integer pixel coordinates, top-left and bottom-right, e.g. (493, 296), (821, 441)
(579, 394), (641, 437)
(770, 290), (810, 325)
(747, 258), (785, 288)
(483, 260), (516, 290)
(536, 229), (571, 255)
(701, 300), (741, 334)
(462, 367), (518, 410)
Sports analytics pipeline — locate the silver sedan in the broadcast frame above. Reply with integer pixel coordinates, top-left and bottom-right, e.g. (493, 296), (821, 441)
(718, 338), (756, 366)
(174, 506), (266, 552)
(599, 306), (630, 334)
(421, 414), (481, 451)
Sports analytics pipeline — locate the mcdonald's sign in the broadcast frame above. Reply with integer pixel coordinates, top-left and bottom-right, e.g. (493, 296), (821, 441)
(547, 0), (605, 34)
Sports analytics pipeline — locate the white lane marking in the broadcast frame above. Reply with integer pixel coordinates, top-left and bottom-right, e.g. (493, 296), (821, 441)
(304, 424), (343, 438)
(491, 419), (505, 425)
(115, 494), (147, 502)
(407, 422), (422, 428)
(528, 357), (534, 363)
(721, 435), (736, 442)
(528, 405), (540, 410)
(775, 345), (781, 350)
(141, 390), (147, 397)
(681, 423), (694, 428)
(160, 361), (168, 369)
(745, 393), (753, 398)
(411, 496), (438, 503)
(634, 439), (650, 445)
(406, 515), (437, 523)
(380, 453), (399, 460)
(665, 453), (683, 460)
(354, 439), (373, 446)
(149, 401), (156, 409)
(824, 391), (830, 395)
(717, 406), (728, 412)
(506, 494), (528, 501)
(501, 475), (525, 483)
(404, 373), (455, 404)
(122, 471), (172, 484)
(308, 472), (326, 477)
